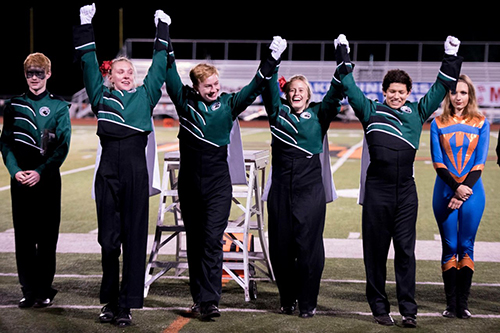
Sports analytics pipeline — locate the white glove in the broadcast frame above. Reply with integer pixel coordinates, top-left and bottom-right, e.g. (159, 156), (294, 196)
(444, 36), (460, 56)
(154, 10), (171, 26)
(80, 3), (96, 25)
(270, 36), (287, 60)
(334, 34), (350, 53)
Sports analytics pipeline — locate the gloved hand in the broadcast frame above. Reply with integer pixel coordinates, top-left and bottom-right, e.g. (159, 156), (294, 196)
(444, 36), (460, 56)
(154, 10), (171, 26)
(334, 34), (350, 53)
(270, 36), (287, 60)
(80, 3), (96, 25)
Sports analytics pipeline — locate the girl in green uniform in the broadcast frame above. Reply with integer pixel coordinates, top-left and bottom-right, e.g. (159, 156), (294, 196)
(262, 51), (343, 318)
(74, 3), (169, 326)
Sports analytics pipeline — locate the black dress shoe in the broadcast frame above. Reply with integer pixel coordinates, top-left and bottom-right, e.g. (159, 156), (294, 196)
(115, 307), (132, 327)
(33, 298), (53, 308)
(190, 303), (201, 317)
(99, 303), (117, 323)
(457, 308), (472, 319)
(280, 301), (297, 315)
(18, 297), (35, 308)
(374, 313), (395, 326)
(402, 315), (417, 328)
(299, 308), (316, 319)
(442, 308), (456, 318)
(200, 304), (220, 321)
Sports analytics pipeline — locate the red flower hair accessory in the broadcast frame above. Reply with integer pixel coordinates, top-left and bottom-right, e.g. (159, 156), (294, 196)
(99, 60), (112, 77)
(278, 76), (287, 92)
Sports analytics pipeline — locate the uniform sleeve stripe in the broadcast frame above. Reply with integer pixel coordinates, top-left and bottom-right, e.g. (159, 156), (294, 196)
(75, 42), (96, 50)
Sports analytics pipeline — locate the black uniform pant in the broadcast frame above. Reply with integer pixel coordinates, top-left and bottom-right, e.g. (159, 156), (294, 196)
(95, 135), (149, 309)
(362, 145), (418, 317)
(11, 170), (61, 301)
(178, 142), (232, 307)
(268, 153), (326, 313)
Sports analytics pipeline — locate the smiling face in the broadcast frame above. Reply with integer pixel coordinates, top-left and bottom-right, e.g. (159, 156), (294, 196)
(384, 83), (411, 109)
(195, 73), (220, 103)
(108, 60), (135, 91)
(286, 78), (311, 113)
(25, 66), (51, 95)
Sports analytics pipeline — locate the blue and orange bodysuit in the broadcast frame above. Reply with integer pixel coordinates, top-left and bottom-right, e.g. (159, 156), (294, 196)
(430, 114), (490, 271)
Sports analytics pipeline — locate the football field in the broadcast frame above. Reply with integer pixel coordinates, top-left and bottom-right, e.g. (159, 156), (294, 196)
(0, 123), (499, 332)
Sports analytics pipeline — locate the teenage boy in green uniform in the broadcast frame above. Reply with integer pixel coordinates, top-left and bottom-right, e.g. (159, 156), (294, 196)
(1, 52), (71, 309)
(333, 34), (462, 328)
(164, 23), (286, 320)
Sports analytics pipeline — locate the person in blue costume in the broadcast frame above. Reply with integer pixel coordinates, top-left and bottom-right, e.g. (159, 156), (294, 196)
(430, 74), (490, 320)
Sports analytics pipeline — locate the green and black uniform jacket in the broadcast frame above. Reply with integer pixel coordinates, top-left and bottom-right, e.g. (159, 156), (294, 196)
(333, 44), (463, 150)
(73, 21), (169, 139)
(263, 67), (343, 156)
(165, 48), (279, 149)
(1, 90), (71, 177)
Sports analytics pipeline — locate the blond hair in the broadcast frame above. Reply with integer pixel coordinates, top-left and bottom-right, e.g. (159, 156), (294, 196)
(283, 75), (313, 109)
(24, 53), (51, 73)
(441, 74), (482, 123)
(189, 63), (219, 86)
(105, 56), (136, 89)
(110, 56), (136, 75)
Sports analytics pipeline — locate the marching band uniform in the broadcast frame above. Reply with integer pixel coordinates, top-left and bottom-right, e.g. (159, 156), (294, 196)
(73, 17), (168, 315)
(334, 41), (462, 323)
(1, 90), (71, 306)
(164, 35), (280, 318)
(262, 70), (342, 317)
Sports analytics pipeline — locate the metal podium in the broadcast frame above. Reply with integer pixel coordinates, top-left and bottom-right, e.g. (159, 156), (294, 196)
(144, 150), (274, 301)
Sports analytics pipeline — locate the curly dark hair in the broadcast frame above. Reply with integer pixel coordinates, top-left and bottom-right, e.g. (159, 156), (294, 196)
(382, 69), (412, 93)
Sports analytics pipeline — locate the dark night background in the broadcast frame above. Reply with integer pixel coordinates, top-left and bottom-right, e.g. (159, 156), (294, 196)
(1, 1), (498, 99)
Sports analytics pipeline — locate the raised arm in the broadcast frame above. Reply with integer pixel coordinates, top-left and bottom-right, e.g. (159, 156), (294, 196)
(261, 67), (283, 120)
(333, 34), (376, 123)
(417, 36), (463, 122)
(141, 10), (171, 110)
(228, 36), (287, 118)
(73, 3), (102, 109)
(163, 24), (188, 110)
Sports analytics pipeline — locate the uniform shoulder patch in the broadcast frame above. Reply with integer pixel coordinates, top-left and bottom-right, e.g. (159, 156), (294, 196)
(300, 111), (312, 119)
(400, 105), (412, 114)
(39, 106), (51, 117)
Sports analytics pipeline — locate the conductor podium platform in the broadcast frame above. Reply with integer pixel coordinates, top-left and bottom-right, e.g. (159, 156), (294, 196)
(144, 150), (274, 301)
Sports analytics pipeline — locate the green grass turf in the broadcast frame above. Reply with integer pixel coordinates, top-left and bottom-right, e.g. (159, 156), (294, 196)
(1, 253), (500, 332)
(0, 124), (499, 332)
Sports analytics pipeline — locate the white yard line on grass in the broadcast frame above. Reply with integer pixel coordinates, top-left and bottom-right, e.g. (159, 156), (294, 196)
(1, 272), (499, 287)
(0, 303), (499, 319)
(0, 164), (96, 192)
(331, 139), (364, 174)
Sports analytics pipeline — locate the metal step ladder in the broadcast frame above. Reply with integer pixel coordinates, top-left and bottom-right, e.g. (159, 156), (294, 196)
(144, 149), (274, 301)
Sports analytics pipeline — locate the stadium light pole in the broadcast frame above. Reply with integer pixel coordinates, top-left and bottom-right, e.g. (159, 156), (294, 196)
(119, 8), (123, 51)
(30, 7), (34, 53)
